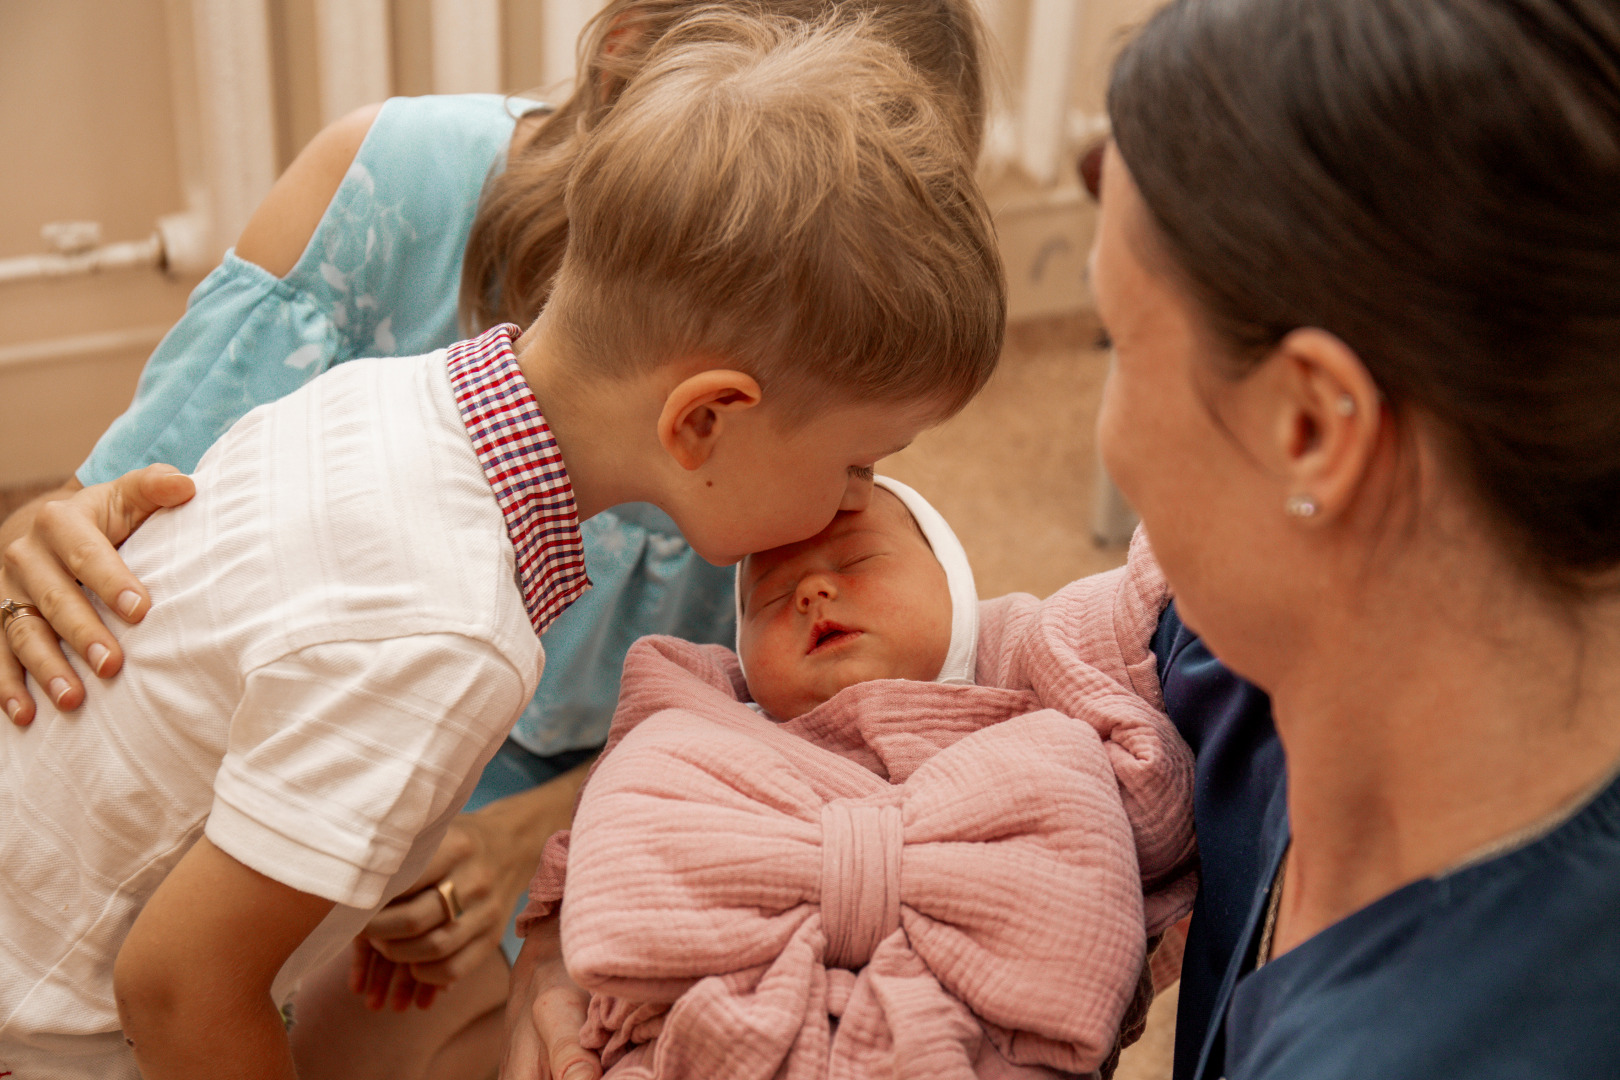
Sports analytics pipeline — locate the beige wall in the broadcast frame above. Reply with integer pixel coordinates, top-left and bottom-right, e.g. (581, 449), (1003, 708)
(0, 0), (199, 486)
(0, 0), (1164, 488)
(1076, 0), (1163, 111)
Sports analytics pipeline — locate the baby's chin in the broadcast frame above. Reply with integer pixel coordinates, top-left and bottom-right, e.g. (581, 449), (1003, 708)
(751, 662), (912, 721)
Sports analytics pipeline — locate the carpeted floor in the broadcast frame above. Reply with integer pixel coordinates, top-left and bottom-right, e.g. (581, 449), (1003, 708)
(882, 311), (1130, 599)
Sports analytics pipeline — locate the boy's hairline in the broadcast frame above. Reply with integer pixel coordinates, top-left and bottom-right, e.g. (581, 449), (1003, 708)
(559, 343), (967, 430)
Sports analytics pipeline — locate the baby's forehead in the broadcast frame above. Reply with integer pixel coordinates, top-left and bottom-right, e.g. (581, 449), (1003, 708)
(866, 486), (928, 543)
(741, 488), (930, 584)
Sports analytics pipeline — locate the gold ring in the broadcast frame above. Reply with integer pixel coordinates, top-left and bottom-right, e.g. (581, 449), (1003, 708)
(434, 879), (463, 924)
(0, 600), (43, 636)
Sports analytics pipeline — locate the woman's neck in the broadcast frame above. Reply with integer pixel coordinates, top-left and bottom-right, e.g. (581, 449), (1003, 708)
(1266, 552), (1620, 957)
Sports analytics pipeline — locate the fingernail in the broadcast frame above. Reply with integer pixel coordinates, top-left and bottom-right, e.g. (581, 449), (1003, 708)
(88, 643), (111, 677)
(4, 699), (21, 723)
(564, 1066), (597, 1080)
(116, 591), (142, 619)
(48, 678), (71, 707)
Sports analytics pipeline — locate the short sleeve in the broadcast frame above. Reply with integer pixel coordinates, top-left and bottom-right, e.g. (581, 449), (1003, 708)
(80, 95), (517, 487)
(206, 633), (528, 909)
(78, 254), (345, 484)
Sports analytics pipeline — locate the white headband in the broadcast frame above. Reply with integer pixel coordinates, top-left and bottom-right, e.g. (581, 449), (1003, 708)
(734, 475), (979, 688)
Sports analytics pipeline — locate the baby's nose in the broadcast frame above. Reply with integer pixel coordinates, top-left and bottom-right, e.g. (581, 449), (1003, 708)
(795, 575), (837, 608)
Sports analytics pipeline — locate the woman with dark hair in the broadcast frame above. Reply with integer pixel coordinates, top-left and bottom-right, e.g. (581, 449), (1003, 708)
(501, 2), (1620, 1076)
(1097, 0), (1620, 1076)
(509, 4), (1620, 1074)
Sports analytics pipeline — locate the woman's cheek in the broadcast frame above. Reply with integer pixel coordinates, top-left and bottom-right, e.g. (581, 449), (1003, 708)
(1096, 357), (1150, 510)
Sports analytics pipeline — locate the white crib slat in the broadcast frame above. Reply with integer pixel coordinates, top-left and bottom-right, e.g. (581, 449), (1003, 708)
(432, 0), (504, 94)
(190, 0), (279, 252)
(1019, 0), (1083, 185)
(314, 0), (392, 125)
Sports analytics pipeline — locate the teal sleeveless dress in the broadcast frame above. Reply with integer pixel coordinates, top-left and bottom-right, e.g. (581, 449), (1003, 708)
(80, 95), (737, 808)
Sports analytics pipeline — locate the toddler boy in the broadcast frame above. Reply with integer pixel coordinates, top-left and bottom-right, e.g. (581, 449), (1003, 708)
(0, 16), (1002, 1079)
(523, 480), (1197, 1078)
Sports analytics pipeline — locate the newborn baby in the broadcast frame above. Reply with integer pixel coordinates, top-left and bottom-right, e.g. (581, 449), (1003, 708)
(735, 478), (977, 720)
(521, 478), (1194, 1080)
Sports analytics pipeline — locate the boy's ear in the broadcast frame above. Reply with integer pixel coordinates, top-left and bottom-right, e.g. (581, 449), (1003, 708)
(657, 370), (764, 471)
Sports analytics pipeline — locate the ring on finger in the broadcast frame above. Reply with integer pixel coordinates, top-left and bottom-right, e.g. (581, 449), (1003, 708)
(0, 599), (44, 636)
(434, 879), (464, 925)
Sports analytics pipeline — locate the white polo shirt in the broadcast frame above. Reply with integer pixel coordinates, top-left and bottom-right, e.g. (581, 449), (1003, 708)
(0, 325), (588, 1076)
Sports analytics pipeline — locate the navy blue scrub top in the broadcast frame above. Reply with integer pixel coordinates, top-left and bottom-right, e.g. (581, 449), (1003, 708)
(1153, 602), (1620, 1080)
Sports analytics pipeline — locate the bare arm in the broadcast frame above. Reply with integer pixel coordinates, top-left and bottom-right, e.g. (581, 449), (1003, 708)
(234, 103), (381, 275)
(114, 836), (335, 1079)
(1, 104), (385, 727)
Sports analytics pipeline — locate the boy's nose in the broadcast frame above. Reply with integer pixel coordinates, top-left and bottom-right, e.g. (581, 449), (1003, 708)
(839, 472), (875, 512)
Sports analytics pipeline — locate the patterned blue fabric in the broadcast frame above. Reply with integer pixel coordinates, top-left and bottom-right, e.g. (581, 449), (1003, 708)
(463, 738), (599, 962)
(77, 94), (737, 756)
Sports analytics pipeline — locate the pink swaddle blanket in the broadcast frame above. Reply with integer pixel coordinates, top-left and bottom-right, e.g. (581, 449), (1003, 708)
(520, 530), (1195, 1080)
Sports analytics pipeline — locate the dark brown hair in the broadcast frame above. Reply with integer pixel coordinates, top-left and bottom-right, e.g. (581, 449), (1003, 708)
(460, 0), (987, 333)
(1109, 0), (1620, 586)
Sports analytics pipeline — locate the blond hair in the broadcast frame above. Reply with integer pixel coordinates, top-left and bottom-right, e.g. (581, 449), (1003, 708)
(543, 11), (1004, 419)
(460, 0), (988, 332)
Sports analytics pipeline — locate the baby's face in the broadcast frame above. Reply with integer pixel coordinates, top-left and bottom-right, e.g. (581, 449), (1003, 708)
(737, 488), (953, 720)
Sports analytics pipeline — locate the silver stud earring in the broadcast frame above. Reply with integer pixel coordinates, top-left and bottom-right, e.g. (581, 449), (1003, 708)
(1285, 494), (1319, 519)
(1335, 394), (1357, 417)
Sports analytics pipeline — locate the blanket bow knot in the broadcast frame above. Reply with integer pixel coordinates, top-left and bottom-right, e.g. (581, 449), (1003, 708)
(558, 704), (1150, 1078)
(819, 800), (903, 969)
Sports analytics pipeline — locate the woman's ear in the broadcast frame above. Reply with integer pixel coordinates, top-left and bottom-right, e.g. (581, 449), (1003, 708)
(657, 370), (764, 471)
(1267, 328), (1384, 523)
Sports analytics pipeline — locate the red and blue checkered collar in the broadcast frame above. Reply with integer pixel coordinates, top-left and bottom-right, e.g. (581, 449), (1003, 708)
(445, 323), (590, 636)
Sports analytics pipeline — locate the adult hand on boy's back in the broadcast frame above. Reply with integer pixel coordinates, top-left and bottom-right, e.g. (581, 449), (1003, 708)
(1, 464), (194, 724)
(501, 916), (598, 1080)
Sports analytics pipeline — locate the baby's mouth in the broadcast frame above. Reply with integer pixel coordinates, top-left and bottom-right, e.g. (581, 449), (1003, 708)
(807, 620), (862, 655)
